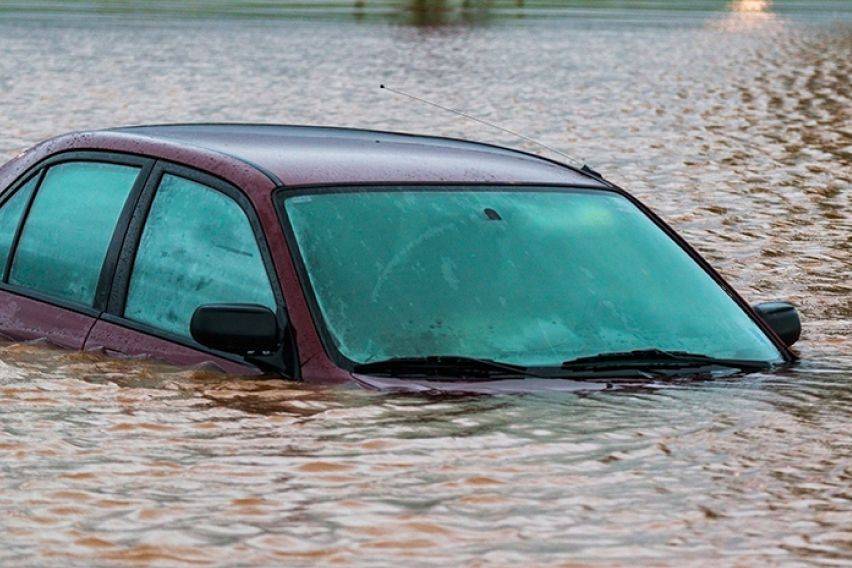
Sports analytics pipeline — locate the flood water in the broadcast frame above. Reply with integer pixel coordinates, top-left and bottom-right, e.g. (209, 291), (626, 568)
(0, 1), (850, 565)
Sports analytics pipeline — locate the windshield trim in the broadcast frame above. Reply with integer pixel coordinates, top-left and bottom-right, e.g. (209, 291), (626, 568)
(274, 182), (794, 374)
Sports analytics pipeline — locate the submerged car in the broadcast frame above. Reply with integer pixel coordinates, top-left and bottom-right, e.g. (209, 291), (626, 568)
(0, 124), (800, 393)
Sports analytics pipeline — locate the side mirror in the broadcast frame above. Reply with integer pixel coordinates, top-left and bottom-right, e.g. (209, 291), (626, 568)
(752, 301), (801, 347)
(190, 303), (280, 355)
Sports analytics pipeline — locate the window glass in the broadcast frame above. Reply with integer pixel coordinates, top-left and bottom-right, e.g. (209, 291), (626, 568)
(125, 174), (275, 338)
(0, 175), (39, 274)
(284, 188), (782, 366)
(10, 162), (139, 305)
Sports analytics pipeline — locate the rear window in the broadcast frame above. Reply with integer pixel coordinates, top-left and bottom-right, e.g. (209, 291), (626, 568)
(0, 174), (39, 275)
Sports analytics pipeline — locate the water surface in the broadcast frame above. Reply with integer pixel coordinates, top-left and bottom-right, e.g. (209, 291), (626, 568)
(0, 1), (850, 565)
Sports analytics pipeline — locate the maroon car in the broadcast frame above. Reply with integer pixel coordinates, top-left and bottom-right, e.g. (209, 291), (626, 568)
(0, 124), (800, 393)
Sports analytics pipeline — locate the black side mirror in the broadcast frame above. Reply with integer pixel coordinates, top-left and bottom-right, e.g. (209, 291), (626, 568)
(752, 301), (801, 347)
(190, 303), (280, 355)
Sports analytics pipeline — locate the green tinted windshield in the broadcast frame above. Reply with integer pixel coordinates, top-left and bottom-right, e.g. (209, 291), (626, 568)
(283, 188), (782, 366)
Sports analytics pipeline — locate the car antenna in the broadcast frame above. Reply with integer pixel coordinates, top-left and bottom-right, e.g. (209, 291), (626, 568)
(379, 84), (601, 177)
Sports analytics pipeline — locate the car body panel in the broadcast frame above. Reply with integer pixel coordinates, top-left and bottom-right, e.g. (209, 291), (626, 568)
(0, 289), (95, 349)
(0, 131), (273, 201)
(83, 319), (259, 374)
(350, 373), (616, 395)
(113, 124), (606, 188)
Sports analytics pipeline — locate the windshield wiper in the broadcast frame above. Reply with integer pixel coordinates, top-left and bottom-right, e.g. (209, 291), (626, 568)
(352, 350), (768, 381)
(353, 355), (548, 380)
(561, 348), (769, 372)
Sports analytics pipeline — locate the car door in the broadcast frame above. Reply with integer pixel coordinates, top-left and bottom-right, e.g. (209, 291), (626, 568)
(83, 162), (286, 375)
(0, 153), (150, 349)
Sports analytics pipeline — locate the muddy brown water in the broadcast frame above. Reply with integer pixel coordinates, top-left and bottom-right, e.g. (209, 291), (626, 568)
(0, 2), (850, 565)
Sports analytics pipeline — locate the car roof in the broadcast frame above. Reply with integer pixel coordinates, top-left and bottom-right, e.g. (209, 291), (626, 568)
(110, 123), (607, 188)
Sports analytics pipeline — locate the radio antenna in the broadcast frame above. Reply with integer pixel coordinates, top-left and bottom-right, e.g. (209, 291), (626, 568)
(380, 84), (587, 169)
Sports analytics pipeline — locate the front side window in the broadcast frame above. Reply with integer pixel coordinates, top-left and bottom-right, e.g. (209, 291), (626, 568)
(124, 174), (276, 339)
(10, 162), (139, 306)
(283, 187), (783, 367)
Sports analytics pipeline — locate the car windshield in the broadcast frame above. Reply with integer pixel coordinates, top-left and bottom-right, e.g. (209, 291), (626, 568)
(282, 187), (782, 367)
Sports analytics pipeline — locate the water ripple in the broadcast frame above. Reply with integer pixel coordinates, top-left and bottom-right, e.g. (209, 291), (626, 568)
(0, 5), (850, 566)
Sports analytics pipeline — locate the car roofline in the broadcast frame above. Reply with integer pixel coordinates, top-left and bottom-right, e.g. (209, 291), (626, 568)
(101, 127), (283, 186)
(108, 122), (610, 187)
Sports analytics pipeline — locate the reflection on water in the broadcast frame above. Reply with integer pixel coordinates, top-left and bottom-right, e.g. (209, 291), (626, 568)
(732, 0), (771, 12)
(404, 0), (490, 27)
(717, 0), (780, 30)
(0, 2), (850, 565)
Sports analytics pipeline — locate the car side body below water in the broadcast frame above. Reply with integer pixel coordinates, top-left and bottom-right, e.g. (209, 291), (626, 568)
(0, 124), (800, 393)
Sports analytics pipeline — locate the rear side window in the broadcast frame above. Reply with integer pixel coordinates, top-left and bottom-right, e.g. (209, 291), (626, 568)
(124, 174), (275, 339)
(0, 175), (38, 273)
(9, 162), (139, 306)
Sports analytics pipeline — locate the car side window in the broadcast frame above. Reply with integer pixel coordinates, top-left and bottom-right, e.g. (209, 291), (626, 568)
(9, 162), (140, 306)
(124, 174), (276, 339)
(0, 174), (39, 273)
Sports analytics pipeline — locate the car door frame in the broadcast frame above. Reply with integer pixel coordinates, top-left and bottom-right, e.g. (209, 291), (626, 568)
(0, 150), (154, 348)
(93, 159), (297, 378)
